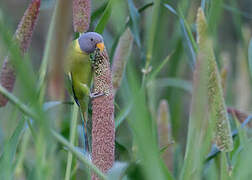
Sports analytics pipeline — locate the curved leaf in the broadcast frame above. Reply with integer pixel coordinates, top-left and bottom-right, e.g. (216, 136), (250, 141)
(95, 0), (114, 34)
(0, 118), (25, 179)
(128, 0), (141, 47)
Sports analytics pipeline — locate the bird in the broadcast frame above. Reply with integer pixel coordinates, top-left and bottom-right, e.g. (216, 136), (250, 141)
(65, 32), (104, 151)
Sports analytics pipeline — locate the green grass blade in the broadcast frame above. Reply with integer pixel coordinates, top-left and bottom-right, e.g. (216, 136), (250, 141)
(91, 2), (107, 22)
(233, 114), (248, 147)
(149, 52), (173, 80)
(52, 130), (107, 180)
(128, 0), (141, 47)
(14, 128), (31, 175)
(208, 0), (223, 34)
(0, 118), (25, 179)
(163, 4), (197, 68)
(110, 2), (153, 59)
(115, 101), (132, 129)
(220, 153), (230, 180)
(0, 20), (38, 104)
(201, 0), (207, 11)
(233, 140), (252, 179)
(127, 64), (174, 180)
(178, 16), (197, 68)
(0, 84), (37, 120)
(64, 104), (79, 180)
(95, 0), (114, 34)
(163, 3), (178, 16)
(182, 18), (198, 53)
(144, 0), (161, 70)
(138, 2), (154, 13)
(154, 78), (192, 93)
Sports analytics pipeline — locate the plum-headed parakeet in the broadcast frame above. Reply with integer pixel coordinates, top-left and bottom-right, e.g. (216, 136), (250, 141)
(65, 32), (104, 150)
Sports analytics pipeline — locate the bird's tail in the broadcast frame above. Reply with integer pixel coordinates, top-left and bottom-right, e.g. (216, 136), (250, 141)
(81, 110), (90, 153)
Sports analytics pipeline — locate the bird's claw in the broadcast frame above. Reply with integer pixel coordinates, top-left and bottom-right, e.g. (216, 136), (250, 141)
(90, 92), (104, 99)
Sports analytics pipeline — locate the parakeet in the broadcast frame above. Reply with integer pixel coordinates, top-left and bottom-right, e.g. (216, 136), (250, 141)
(65, 32), (104, 150)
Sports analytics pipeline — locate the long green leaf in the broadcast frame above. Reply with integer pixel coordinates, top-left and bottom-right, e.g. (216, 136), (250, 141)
(0, 118), (25, 179)
(178, 13), (197, 68)
(233, 140), (252, 179)
(138, 2), (154, 13)
(115, 102), (132, 129)
(145, 0), (161, 69)
(208, 0), (223, 34)
(65, 104), (80, 180)
(201, 0), (207, 11)
(0, 84), (38, 120)
(95, 0), (114, 34)
(110, 2), (154, 59)
(220, 153), (229, 180)
(163, 3), (178, 16)
(149, 52), (173, 80)
(0, 19), (38, 105)
(128, 63), (174, 180)
(128, 0), (141, 47)
(91, 2), (107, 22)
(163, 4), (197, 68)
(155, 78), (192, 93)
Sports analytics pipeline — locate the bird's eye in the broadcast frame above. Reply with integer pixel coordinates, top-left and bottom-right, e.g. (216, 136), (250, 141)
(90, 38), (94, 41)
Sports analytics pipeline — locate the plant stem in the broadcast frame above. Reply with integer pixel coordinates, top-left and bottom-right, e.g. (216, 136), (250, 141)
(52, 131), (108, 180)
(65, 104), (79, 180)
(0, 84), (37, 120)
(142, 0), (161, 86)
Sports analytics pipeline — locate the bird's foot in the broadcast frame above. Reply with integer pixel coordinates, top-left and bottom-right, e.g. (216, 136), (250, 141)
(90, 92), (104, 99)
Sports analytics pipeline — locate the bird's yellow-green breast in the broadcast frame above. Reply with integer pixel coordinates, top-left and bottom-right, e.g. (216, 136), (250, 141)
(65, 39), (92, 108)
